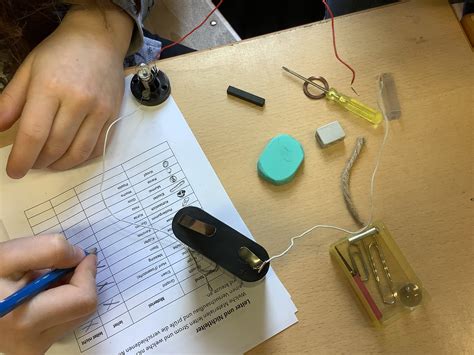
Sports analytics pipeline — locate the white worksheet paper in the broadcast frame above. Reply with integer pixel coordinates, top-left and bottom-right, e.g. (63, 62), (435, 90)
(0, 77), (297, 354)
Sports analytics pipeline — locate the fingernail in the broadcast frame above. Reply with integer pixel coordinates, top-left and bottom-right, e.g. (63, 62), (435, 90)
(85, 247), (98, 255)
(6, 168), (24, 179)
(74, 245), (86, 258)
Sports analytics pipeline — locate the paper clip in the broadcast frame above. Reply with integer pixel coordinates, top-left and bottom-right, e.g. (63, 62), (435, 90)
(348, 243), (370, 282)
(348, 227), (396, 305)
(368, 238), (396, 305)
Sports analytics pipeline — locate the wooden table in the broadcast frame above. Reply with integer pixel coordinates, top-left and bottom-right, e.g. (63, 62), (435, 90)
(1, 0), (473, 353)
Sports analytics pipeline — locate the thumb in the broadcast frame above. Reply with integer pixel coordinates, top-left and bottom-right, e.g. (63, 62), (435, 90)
(0, 59), (31, 131)
(0, 234), (86, 277)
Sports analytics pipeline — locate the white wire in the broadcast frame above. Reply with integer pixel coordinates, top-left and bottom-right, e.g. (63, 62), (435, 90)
(363, 103), (390, 230)
(98, 104), (215, 274)
(99, 106), (140, 223)
(258, 106), (390, 272)
(98, 105), (200, 248)
(99, 87), (390, 274)
(99, 104), (176, 234)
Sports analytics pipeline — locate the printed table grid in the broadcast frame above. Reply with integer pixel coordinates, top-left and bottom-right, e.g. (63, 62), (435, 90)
(23, 143), (223, 352)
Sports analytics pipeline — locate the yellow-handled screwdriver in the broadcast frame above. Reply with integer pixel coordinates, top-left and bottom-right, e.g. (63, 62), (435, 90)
(282, 66), (382, 125)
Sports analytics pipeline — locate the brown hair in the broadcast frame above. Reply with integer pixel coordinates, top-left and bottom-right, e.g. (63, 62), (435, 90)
(0, 0), (62, 82)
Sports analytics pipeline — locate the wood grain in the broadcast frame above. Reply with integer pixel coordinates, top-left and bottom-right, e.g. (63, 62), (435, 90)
(1, 0), (472, 353)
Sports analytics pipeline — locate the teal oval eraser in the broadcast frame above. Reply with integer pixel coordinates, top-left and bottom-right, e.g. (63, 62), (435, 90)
(257, 134), (304, 185)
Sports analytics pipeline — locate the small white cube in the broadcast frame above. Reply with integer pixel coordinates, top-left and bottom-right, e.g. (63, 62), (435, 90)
(315, 121), (345, 148)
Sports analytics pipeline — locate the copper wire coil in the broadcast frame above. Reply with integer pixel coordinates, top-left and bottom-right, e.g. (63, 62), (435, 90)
(303, 76), (329, 100)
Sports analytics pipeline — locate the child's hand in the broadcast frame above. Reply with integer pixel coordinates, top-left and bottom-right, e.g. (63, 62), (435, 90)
(0, 234), (97, 354)
(0, 1), (133, 178)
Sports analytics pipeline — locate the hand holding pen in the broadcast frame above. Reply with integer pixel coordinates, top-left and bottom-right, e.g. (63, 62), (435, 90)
(0, 234), (97, 354)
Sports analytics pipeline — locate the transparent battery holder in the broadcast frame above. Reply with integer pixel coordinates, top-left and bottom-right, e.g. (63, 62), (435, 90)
(330, 222), (428, 327)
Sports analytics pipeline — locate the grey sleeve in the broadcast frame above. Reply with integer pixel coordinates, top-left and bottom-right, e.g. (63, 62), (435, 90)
(111, 0), (155, 54)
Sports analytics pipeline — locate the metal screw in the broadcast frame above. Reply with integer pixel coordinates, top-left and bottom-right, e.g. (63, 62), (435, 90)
(398, 283), (423, 308)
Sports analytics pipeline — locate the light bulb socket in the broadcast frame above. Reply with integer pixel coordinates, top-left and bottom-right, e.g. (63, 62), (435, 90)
(131, 64), (171, 106)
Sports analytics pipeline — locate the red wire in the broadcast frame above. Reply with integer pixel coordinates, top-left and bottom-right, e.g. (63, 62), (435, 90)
(321, 0), (356, 85)
(158, 0), (224, 57)
(157, 0), (355, 86)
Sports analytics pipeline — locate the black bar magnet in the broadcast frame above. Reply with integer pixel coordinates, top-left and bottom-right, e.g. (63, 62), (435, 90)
(227, 85), (265, 107)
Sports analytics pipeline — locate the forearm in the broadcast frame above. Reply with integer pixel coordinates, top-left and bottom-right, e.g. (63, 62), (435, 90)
(63, 0), (134, 58)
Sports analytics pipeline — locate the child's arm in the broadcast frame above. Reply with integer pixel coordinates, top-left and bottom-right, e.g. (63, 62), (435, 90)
(0, 0), (134, 178)
(0, 234), (97, 354)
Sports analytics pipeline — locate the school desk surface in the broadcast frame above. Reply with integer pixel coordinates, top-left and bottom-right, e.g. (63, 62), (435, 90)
(1, 0), (473, 353)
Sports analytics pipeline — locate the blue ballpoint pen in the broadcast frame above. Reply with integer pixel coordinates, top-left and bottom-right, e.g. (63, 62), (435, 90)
(0, 247), (97, 318)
